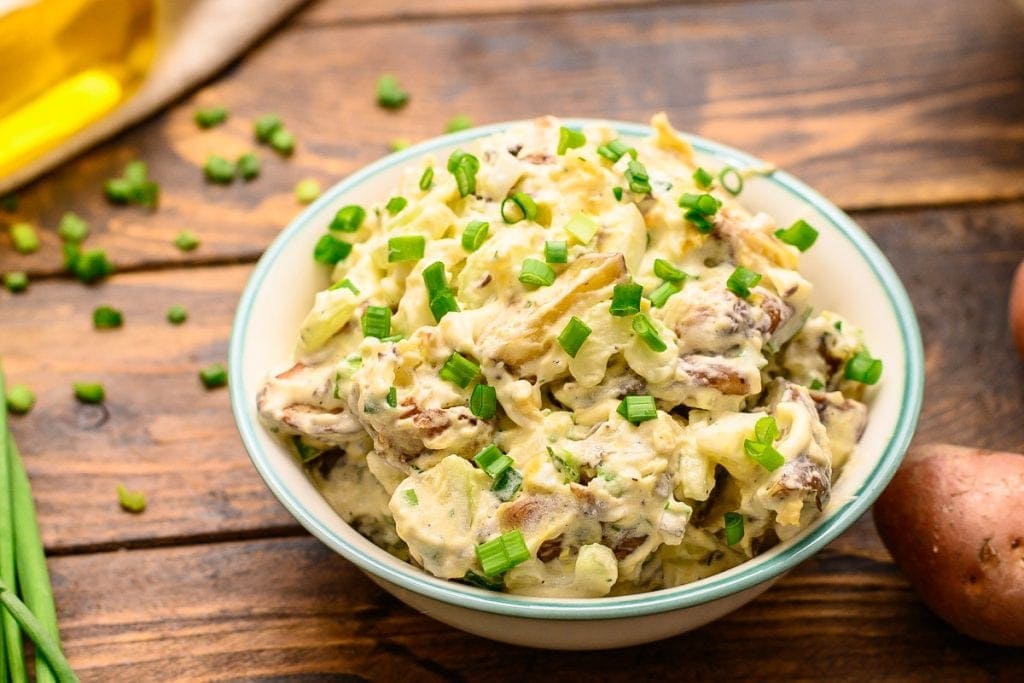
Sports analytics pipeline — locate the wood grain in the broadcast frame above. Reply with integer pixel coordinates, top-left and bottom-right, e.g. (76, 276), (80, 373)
(50, 532), (1023, 681)
(2, 0), (1022, 276)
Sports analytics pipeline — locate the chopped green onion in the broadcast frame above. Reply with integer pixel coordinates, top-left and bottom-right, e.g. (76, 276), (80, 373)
(439, 352), (480, 388)
(684, 208), (714, 233)
(292, 436), (321, 463)
(1, 193), (17, 211)
(447, 150), (480, 197)
(117, 484), (147, 513)
(743, 439), (785, 471)
(610, 282), (643, 316)
(653, 259), (688, 282)
(631, 314), (667, 352)
(57, 212), (89, 243)
(403, 489), (419, 506)
(422, 261), (449, 298)
(612, 186), (623, 201)
(269, 128), (295, 156)
(199, 363), (228, 389)
(105, 160), (159, 207)
(385, 196), (407, 215)
(647, 280), (681, 308)
(103, 179), (133, 204)
(624, 160), (652, 194)
(329, 278), (359, 294)
(462, 219), (489, 251)
(726, 266), (762, 299)
(547, 447), (580, 483)
(470, 384), (497, 419)
(254, 114), (282, 142)
(445, 115), (474, 133)
(167, 305), (188, 325)
(474, 444), (513, 478)
(774, 219), (819, 252)
(329, 205), (366, 233)
(173, 230), (200, 252)
(476, 531), (530, 577)
(73, 382), (105, 404)
(203, 155), (235, 184)
(719, 166), (744, 195)
(544, 240), (568, 264)
(519, 258), (556, 287)
(295, 178), (322, 204)
(678, 192), (721, 215)
(491, 467), (523, 501)
(6, 384), (35, 414)
(389, 138), (412, 152)
(387, 235), (426, 262)
(71, 248), (114, 283)
(429, 290), (460, 322)
(376, 74), (409, 109)
(237, 152), (260, 181)
(564, 212), (599, 244)
(92, 305), (123, 329)
(387, 386), (398, 408)
(194, 106), (228, 128)
(724, 512), (744, 545)
(9, 223), (39, 254)
(361, 305), (392, 339)
(382, 334), (404, 343)
(419, 166), (434, 190)
(809, 379), (825, 391)
(3, 271), (28, 293)
(557, 316), (592, 358)
(462, 569), (503, 590)
(844, 350), (883, 385)
(754, 415), (779, 444)
(557, 126), (586, 155)
(596, 139), (636, 163)
(693, 167), (714, 190)
(501, 192), (538, 224)
(313, 234), (352, 264)
(617, 395), (657, 424)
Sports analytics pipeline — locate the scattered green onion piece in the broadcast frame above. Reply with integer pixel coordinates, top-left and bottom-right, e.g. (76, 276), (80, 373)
(403, 489), (419, 506)
(476, 536), (510, 577)
(547, 447), (580, 484)
(447, 150), (480, 197)
(193, 106), (228, 128)
(102, 179), (131, 204)
(203, 155), (235, 184)
(57, 212), (89, 243)
(173, 230), (200, 252)
(617, 395), (657, 424)
(269, 128), (295, 156)
(429, 290), (460, 322)
(361, 305), (392, 339)
(445, 115), (474, 133)
(313, 234), (352, 264)
(422, 261), (448, 298)
(809, 379), (825, 391)
(544, 240), (568, 264)
(610, 282), (643, 317)
(844, 351), (883, 385)
(724, 512), (744, 545)
(117, 484), (147, 513)
(292, 437), (321, 463)
(726, 266), (762, 299)
(754, 416), (780, 444)
(72, 249), (114, 283)
(73, 382), (105, 404)
(419, 166), (434, 191)
(387, 235), (426, 262)
(653, 258), (688, 283)
(103, 160), (159, 208)
(743, 439), (785, 471)
(774, 219), (819, 252)
(329, 205), (366, 233)
(612, 186), (623, 201)
(199, 363), (228, 389)
(693, 167), (714, 190)
(92, 305), (123, 329)
(684, 208), (714, 233)
(647, 280), (681, 308)
(329, 278), (360, 294)
(385, 196), (407, 215)
(389, 138), (412, 152)
(295, 178), (322, 204)
(387, 386), (398, 408)
(631, 314), (667, 352)
(237, 152), (260, 181)
(491, 467), (523, 502)
(557, 316), (591, 358)
(678, 192), (721, 215)
(3, 271), (28, 294)
(462, 219), (489, 251)
(474, 444), (513, 478)
(9, 223), (39, 254)
(463, 569), (503, 590)
(624, 160), (651, 194)
(376, 74), (409, 109)
(557, 126), (586, 155)
(167, 305), (188, 325)
(500, 191), (538, 224)
(563, 212), (599, 244)
(470, 384), (497, 420)
(6, 385), (35, 414)
(518, 258), (556, 287)
(719, 166), (744, 195)
(596, 139), (636, 163)
(254, 114), (282, 142)
(439, 352), (480, 388)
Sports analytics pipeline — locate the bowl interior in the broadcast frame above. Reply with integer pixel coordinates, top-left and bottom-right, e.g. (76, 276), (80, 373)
(229, 120), (923, 620)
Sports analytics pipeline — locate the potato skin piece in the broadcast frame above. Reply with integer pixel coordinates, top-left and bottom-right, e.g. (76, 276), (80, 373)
(873, 444), (1024, 647)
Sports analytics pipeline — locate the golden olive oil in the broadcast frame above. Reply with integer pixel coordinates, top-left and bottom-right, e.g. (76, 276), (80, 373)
(0, 0), (157, 178)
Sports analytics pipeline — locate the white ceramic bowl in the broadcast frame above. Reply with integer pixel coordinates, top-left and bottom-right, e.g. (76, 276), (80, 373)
(229, 120), (924, 650)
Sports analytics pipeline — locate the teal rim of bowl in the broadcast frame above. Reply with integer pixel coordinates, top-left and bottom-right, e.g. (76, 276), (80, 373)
(230, 119), (924, 621)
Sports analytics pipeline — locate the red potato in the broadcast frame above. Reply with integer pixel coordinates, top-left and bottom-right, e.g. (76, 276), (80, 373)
(873, 444), (1024, 646)
(1010, 260), (1024, 361)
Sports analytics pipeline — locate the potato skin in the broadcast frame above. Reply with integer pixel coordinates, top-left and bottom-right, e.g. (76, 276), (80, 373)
(1010, 260), (1024, 361)
(873, 444), (1024, 647)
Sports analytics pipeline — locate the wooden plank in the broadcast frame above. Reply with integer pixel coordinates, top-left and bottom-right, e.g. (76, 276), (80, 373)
(297, 0), (665, 24)
(2, 202), (1024, 551)
(2, 0), (1022, 275)
(50, 532), (1022, 680)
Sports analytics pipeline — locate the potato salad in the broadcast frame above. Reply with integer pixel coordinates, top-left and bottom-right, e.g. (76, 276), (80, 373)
(256, 114), (881, 597)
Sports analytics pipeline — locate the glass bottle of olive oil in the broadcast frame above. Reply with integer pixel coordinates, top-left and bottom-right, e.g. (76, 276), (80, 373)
(0, 0), (158, 178)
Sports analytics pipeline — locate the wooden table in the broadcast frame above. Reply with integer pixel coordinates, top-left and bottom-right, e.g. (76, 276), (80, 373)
(2, 0), (1023, 678)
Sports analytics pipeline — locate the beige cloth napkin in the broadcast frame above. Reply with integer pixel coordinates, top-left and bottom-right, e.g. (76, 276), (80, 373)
(1, 0), (306, 194)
